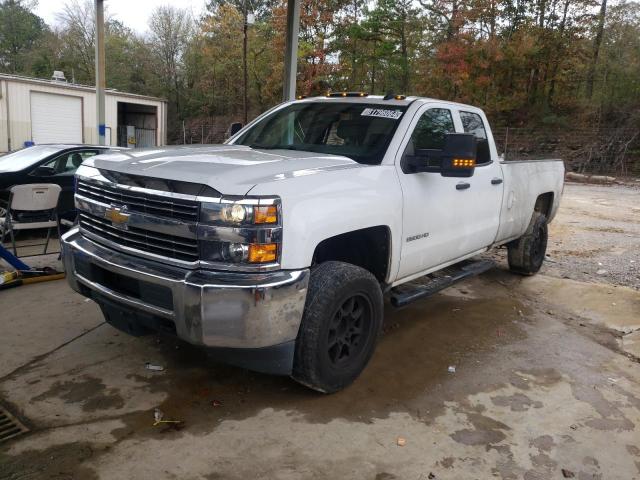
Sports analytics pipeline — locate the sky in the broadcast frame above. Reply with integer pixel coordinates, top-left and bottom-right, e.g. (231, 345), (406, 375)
(34, 0), (207, 34)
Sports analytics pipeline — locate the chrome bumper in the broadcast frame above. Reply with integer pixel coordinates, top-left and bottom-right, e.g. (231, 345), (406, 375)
(61, 227), (309, 349)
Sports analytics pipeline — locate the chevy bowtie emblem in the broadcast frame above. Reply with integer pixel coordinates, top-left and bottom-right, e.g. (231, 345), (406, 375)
(105, 206), (130, 228)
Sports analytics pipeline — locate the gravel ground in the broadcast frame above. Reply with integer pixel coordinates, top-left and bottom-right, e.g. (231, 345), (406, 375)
(490, 182), (640, 289)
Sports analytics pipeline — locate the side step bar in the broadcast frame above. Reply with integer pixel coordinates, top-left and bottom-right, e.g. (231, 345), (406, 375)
(390, 259), (495, 307)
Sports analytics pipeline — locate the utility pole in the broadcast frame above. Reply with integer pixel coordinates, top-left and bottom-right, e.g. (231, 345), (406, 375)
(282, 0), (300, 101)
(95, 0), (106, 145)
(242, 0), (248, 124)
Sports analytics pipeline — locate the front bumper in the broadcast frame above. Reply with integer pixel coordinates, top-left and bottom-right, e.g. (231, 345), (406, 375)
(62, 228), (309, 367)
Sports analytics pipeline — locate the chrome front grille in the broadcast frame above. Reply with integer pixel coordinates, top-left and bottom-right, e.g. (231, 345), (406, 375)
(79, 212), (199, 262)
(77, 179), (200, 222)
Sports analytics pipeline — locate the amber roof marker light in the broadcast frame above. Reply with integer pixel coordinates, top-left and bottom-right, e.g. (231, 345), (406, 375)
(326, 91), (370, 98)
(383, 92), (406, 100)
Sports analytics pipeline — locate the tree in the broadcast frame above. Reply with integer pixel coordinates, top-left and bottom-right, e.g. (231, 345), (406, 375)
(199, 4), (244, 116)
(205, 0), (277, 123)
(148, 5), (193, 129)
(340, 0), (420, 94)
(0, 0), (47, 74)
(104, 20), (154, 94)
(586, 0), (607, 98)
(596, 1), (640, 110)
(55, 0), (97, 82)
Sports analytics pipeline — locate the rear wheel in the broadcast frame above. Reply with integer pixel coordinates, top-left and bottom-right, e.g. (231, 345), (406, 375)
(507, 212), (548, 275)
(292, 261), (383, 393)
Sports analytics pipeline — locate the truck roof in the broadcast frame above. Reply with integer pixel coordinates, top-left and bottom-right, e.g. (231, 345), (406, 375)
(293, 94), (482, 111)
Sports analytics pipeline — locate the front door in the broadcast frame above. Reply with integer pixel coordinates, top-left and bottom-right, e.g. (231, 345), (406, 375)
(395, 104), (503, 280)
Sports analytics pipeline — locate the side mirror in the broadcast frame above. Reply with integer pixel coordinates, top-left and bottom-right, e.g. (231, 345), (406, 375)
(31, 165), (56, 177)
(229, 122), (243, 136)
(403, 133), (478, 176)
(440, 133), (477, 178)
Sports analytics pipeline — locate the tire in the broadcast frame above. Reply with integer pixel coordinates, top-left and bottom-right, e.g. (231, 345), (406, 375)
(507, 212), (548, 275)
(292, 261), (384, 393)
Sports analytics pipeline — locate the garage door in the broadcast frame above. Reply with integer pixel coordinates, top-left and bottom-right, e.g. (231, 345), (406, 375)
(30, 92), (83, 144)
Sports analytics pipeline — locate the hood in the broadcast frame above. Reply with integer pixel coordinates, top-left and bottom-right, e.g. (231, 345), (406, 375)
(86, 145), (363, 196)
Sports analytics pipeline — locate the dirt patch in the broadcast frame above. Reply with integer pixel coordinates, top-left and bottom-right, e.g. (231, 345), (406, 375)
(531, 434), (556, 452)
(450, 427), (506, 446)
(32, 376), (125, 412)
(551, 248), (608, 258)
(491, 392), (543, 412)
(620, 331), (640, 358)
(438, 456), (455, 468)
(517, 275), (640, 333)
(570, 382), (636, 432)
(374, 473), (398, 480)
(530, 452), (557, 469)
(582, 226), (628, 234)
(0, 442), (99, 480)
(627, 445), (640, 456)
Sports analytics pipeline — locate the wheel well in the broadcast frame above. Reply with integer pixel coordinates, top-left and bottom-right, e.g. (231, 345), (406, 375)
(534, 192), (554, 219)
(312, 226), (391, 283)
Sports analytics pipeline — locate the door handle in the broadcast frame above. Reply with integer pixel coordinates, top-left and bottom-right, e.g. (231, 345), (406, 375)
(456, 182), (471, 190)
(491, 178), (503, 185)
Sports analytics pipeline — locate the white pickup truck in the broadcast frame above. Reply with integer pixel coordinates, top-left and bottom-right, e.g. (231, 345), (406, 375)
(62, 94), (564, 392)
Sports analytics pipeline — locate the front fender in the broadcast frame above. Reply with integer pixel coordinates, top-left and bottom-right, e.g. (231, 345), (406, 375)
(248, 165), (404, 282)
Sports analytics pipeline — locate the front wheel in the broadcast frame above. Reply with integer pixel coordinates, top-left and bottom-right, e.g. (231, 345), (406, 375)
(292, 261), (383, 393)
(507, 212), (548, 275)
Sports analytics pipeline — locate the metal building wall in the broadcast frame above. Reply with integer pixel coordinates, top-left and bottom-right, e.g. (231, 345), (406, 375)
(0, 75), (167, 153)
(0, 80), (8, 152)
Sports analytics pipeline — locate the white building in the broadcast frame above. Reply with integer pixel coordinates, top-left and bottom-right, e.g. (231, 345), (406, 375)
(0, 72), (168, 153)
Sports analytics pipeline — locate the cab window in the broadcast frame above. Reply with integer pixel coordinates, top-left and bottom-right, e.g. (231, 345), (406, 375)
(459, 111), (491, 164)
(402, 108), (455, 172)
(411, 108), (455, 151)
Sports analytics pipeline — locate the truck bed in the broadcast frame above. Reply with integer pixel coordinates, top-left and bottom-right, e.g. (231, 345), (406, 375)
(496, 158), (565, 244)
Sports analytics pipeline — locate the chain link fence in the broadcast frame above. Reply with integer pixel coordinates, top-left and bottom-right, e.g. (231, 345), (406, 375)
(181, 117), (236, 145)
(493, 127), (640, 176)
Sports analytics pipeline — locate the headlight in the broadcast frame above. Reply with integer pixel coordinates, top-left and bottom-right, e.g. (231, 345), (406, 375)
(223, 242), (249, 262)
(204, 241), (279, 264)
(201, 200), (279, 226)
(199, 197), (281, 266)
(221, 204), (248, 224)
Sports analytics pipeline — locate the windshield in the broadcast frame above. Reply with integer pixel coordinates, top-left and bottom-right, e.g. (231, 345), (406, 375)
(0, 146), (62, 173)
(234, 102), (408, 165)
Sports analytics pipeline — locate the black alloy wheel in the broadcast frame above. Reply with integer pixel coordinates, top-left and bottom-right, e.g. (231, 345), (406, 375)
(326, 294), (373, 367)
(292, 261), (384, 393)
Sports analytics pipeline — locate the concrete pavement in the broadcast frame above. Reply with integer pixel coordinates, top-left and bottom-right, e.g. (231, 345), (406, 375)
(1, 183), (639, 480)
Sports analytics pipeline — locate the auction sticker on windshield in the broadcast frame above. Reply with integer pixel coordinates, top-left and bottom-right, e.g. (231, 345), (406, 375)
(361, 108), (403, 120)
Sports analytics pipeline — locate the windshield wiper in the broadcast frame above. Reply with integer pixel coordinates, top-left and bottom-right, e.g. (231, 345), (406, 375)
(249, 144), (303, 151)
(249, 143), (280, 149)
